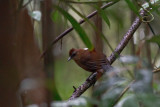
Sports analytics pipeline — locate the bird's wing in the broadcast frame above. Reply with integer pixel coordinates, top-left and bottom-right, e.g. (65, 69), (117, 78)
(80, 58), (108, 71)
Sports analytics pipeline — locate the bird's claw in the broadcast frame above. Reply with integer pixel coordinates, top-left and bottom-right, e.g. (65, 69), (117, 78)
(73, 86), (77, 92)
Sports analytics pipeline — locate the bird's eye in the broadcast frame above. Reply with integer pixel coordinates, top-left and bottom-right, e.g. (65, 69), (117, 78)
(71, 51), (77, 57)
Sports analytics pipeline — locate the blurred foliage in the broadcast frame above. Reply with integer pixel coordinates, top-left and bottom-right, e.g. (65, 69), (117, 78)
(147, 35), (160, 46)
(56, 5), (94, 50)
(51, 0), (160, 107)
(24, 0), (160, 106)
(125, 0), (139, 16)
(53, 58), (160, 107)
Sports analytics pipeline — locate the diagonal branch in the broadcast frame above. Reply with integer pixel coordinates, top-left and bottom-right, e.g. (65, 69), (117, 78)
(69, 9), (146, 101)
(41, 0), (120, 57)
(108, 11), (144, 64)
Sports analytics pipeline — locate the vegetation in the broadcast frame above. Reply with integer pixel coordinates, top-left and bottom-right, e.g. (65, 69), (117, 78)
(1, 0), (160, 107)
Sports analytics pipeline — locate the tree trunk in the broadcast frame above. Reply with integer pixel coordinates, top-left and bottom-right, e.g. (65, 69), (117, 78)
(0, 1), (46, 106)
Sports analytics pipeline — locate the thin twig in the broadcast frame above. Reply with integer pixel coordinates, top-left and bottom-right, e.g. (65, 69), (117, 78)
(147, 23), (156, 36)
(146, 18), (160, 66)
(153, 68), (160, 73)
(153, 49), (160, 66)
(22, 0), (32, 8)
(69, 72), (97, 100)
(40, 0), (120, 58)
(112, 80), (135, 106)
(69, 10), (146, 101)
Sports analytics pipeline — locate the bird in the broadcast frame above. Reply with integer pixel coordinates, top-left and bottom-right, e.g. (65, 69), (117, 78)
(68, 48), (112, 79)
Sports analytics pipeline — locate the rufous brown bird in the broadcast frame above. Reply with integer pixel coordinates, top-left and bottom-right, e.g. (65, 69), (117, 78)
(68, 48), (112, 79)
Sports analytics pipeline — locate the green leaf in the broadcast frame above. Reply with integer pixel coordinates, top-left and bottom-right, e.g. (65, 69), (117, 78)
(135, 94), (160, 107)
(51, 10), (60, 22)
(56, 6), (93, 50)
(67, 4), (94, 27)
(95, 6), (110, 28)
(125, 0), (139, 16)
(147, 35), (160, 45)
(99, 10), (110, 28)
(68, 4), (114, 52)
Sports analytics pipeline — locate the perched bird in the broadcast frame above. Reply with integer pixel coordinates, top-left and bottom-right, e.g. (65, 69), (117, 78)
(68, 48), (112, 79)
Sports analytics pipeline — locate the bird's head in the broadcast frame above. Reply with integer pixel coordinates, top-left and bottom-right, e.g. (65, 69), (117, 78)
(68, 48), (78, 61)
(68, 48), (88, 61)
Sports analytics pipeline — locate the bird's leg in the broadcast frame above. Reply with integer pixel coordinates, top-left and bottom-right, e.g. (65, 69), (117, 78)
(96, 69), (104, 80)
(86, 69), (104, 82)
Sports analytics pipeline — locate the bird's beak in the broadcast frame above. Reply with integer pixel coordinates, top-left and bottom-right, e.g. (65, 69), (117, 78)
(68, 56), (72, 61)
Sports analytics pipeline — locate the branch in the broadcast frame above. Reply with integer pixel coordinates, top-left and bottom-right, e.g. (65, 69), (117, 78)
(69, 9), (146, 101)
(41, 0), (120, 57)
(153, 68), (160, 73)
(108, 11), (144, 64)
(62, 0), (115, 4)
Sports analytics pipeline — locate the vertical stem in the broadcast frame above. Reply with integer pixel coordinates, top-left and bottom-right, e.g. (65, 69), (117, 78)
(94, 2), (103, 52)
